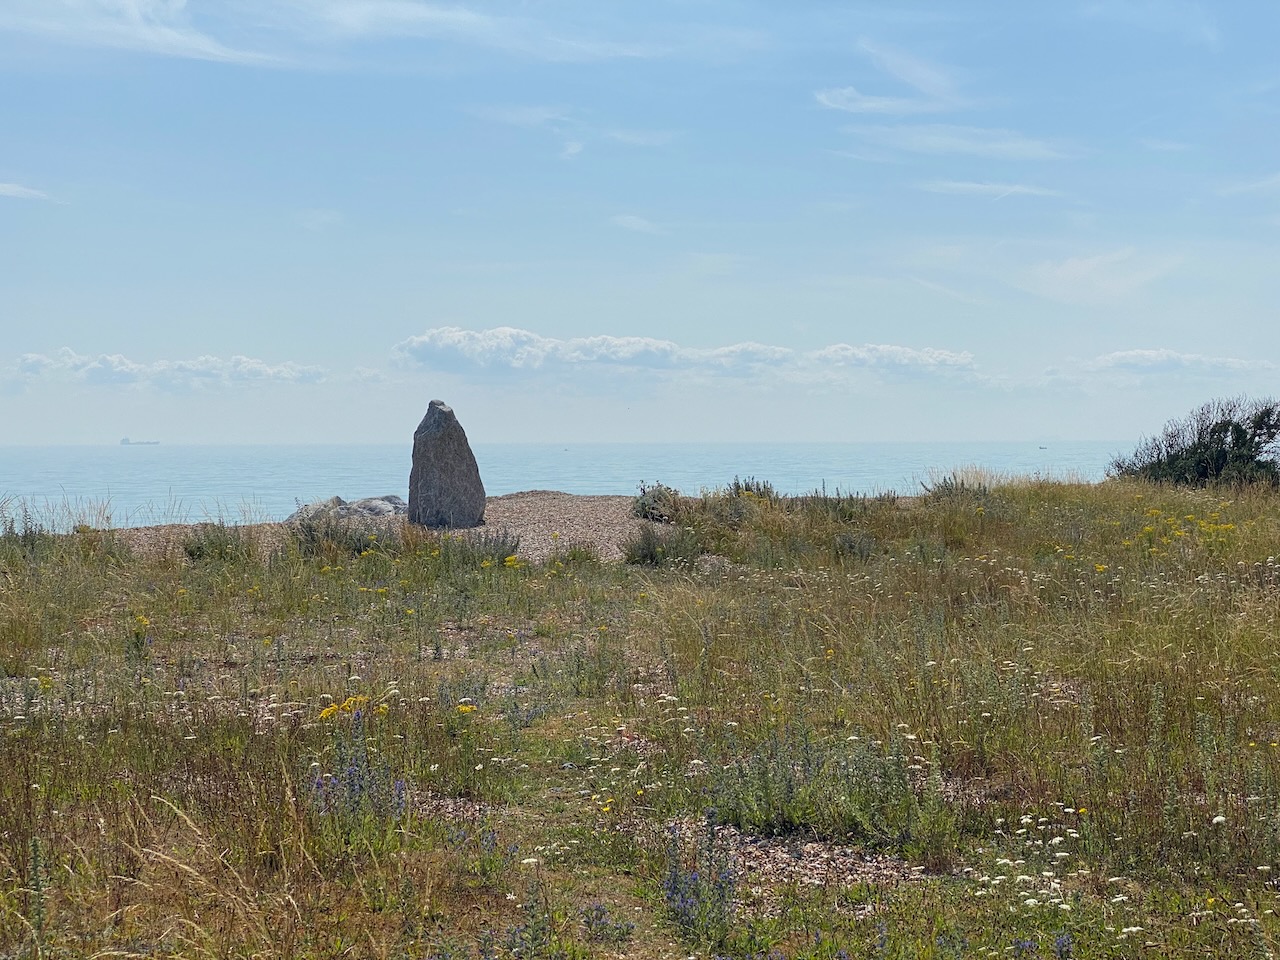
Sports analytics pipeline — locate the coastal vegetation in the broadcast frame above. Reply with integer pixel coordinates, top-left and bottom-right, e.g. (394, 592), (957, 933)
(2, 470), (1280, 957)
(1108, 396), (1280, 487)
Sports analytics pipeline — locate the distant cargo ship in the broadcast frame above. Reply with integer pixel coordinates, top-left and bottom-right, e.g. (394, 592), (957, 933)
(120, 438), (160, 446)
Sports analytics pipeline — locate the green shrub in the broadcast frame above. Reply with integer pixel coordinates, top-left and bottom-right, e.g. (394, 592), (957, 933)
(444, 527), (522, 566)
(713, 724), (919, 845)
(1109, 395), (1280, 486)
(727, 475), (777, 501)
(551, 539), (600, 565)
(288, 516), (392, 558)
(183, 521), (253, 564)
(632, 482), (681, 522)
(0, 505), (57, 565)
(832, 530), (878, 561)
(622, 524), (702, 566)
(920, 473), (990, 502)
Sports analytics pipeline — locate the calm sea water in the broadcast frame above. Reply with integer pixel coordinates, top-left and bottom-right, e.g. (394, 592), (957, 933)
(0, 441), (1121, 529)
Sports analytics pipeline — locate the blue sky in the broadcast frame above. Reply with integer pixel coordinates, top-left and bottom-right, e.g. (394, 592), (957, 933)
(3, 1), (1278, 445)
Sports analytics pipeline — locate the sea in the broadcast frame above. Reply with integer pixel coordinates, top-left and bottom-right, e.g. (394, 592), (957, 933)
(0, 441), (1122, 529)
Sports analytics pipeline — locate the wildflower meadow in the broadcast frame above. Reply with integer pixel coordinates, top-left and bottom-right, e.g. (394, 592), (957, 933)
(2, 475), (1280, 958)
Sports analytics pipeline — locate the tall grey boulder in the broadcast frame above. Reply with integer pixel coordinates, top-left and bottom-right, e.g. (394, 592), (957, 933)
(408, 400), (486, 528)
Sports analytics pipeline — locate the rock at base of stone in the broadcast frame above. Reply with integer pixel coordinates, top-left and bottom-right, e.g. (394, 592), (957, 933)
(408, 400), (486, 528)
(286, 495), (407, 523)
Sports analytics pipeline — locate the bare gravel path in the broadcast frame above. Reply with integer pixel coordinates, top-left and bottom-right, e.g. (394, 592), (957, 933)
(111, 490), (643, 562)
(480, 490), (640, 561)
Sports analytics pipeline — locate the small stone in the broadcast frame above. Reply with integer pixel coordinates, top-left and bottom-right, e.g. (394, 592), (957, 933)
(408, 399), (485, 528)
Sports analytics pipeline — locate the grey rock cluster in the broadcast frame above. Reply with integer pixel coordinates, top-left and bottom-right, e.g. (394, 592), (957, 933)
(286, 495), (406, 523)
(408, 400), (486, 528)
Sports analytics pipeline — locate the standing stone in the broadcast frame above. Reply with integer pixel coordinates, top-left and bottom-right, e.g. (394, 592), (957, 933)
(408, 400), (486, 528)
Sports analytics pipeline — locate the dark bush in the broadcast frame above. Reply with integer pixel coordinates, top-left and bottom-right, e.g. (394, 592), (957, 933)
(1109, 396), (1280, 486)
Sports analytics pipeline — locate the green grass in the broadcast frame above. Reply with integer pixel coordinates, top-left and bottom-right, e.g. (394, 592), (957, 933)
(3, 478), (1280, 957)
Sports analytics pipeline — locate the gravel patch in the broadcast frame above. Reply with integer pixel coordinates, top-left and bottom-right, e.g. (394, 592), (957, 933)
(109, 490), (644, 563)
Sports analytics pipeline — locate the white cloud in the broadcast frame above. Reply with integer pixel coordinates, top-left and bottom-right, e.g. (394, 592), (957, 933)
(849, 124), (1068, 159)
(815, 87), (945, 115)
(610, 214), (664, 235)
(392, 326), (975, 382)
(917, 180), (1061, 198)
(394, 327), (680, 370)
(560, 140), (583, 160)
(0, 182), (50, 201)
(1087, 349), (1272, 375)
(810, 343), (973, 369)
(1018, 248), (1179, 304)
(9, 348), (326, 389)
(0, 0), (274, 63)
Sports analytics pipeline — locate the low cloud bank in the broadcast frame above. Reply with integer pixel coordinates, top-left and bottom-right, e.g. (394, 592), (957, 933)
(393, 326), (975, 379)
(11, 349), (326, 389)
(1088, 348), (1272, 375)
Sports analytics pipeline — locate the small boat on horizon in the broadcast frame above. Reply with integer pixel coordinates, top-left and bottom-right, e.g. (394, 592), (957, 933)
(120, 437), (160, 446)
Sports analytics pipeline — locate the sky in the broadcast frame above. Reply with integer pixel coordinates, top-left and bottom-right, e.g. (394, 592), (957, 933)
(2, 1), (1279, 445)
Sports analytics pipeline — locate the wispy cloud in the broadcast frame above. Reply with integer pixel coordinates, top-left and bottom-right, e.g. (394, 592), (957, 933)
(1087, 348), (1273, 375)
(857, 38), (957, 100)
(470, 105), (573, 128)
(849, 124), (1069, 160)
(917, 180), (1061, 198)
(1081, 1), (1221, 51)
(815, 37), (964, 116)
(0, 1), (678, 66)
(610, 214), (664, 235)
(392, 326), (974, 382)
(0, 0), (274, 64)
(0, 182), (50, 201)
(470, 103), (587, 160)
(263, 0), (668, 63)
(10, 348), (326, 390)
(1018, 248), (1179, 304)
(815, 88), (945, 115)
(905, 275), (986, 306)
(1221, 172), (1280, 196)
